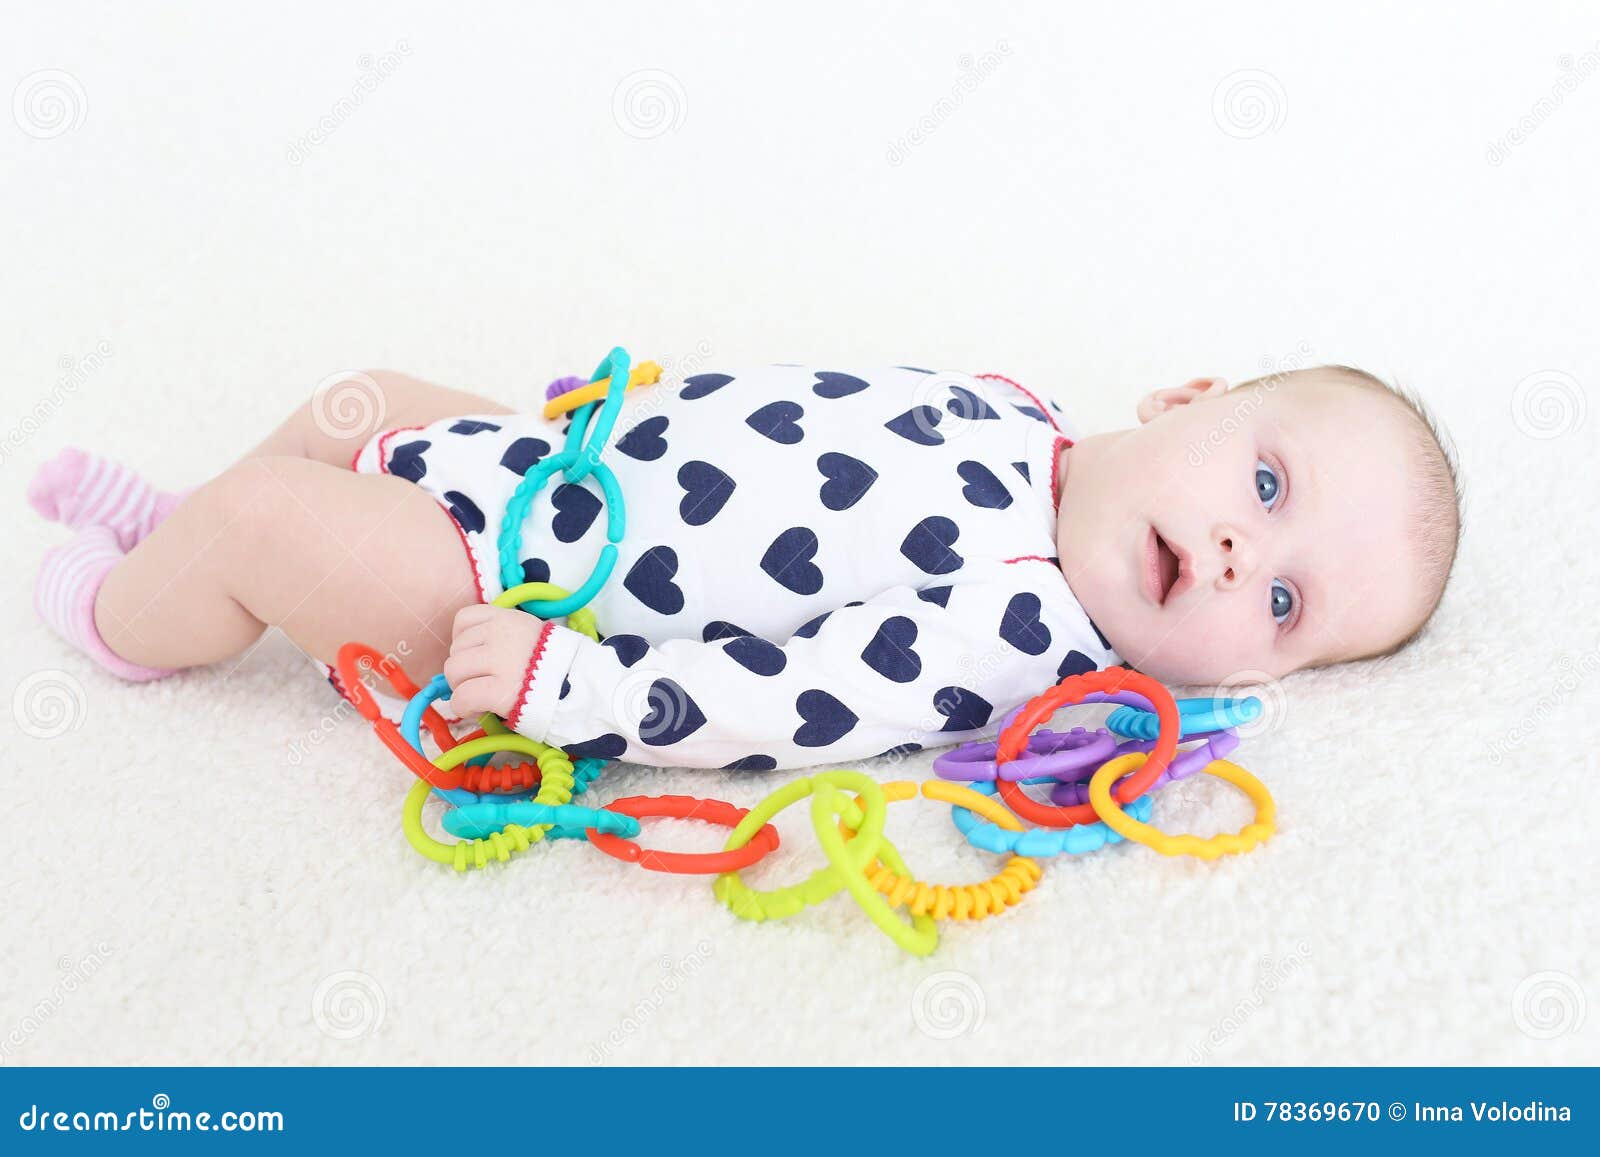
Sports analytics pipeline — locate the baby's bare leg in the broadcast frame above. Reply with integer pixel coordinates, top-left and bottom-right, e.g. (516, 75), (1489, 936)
(241, 369), (515, 468)
(94, 455), (478, 674)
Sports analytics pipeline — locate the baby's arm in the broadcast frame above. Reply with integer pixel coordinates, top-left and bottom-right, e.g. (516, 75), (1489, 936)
(441, 559), (1112, 770)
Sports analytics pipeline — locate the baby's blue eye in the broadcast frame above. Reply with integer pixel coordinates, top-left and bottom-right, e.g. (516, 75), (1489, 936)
(1271, 580), (1294, 625)
(1255, 459), (1281, 509)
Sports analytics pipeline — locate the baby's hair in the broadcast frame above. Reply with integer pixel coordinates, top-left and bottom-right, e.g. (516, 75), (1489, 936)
(1234, 363), (1465, 665)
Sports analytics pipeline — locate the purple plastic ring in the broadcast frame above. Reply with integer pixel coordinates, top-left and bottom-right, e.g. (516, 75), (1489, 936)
(1049, 728), (1242, 804)
(933, 725), (1118, 782)
(544, 374), (590, 402)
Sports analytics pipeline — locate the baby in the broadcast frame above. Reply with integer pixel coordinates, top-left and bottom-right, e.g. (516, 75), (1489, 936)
(28, 361), (1461, 770)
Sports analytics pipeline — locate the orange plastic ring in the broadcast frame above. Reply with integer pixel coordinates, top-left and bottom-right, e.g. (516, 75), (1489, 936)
(995, 667), (1180, 829)
(587, 795), (780, 874)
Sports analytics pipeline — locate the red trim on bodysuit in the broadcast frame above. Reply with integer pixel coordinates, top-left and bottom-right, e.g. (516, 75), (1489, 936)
(504, 620), (556, 730)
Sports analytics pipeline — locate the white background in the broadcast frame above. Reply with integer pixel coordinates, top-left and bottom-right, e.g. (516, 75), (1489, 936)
(1, 1), (1595, 1065)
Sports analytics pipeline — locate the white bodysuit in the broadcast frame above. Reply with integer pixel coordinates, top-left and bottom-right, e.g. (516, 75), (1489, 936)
(347, 364), (1123, 770)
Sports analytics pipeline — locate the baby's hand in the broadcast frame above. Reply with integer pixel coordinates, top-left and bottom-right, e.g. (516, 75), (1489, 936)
(442, 604), (546, 720)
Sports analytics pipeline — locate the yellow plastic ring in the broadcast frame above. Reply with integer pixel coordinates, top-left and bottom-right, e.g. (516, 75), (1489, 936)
(540, 361), (663, 421)
(837, 780), (1043, 922)
(713, 771), (889, 922)
(810, 783), (938, 957)
(1087, 753), (1276, 860)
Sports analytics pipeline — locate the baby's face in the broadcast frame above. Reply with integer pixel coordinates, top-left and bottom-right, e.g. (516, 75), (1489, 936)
(1054, 375), (1425, 686)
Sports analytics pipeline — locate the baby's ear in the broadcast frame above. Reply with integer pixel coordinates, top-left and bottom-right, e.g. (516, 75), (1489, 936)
(1135, 376), (1229, 424)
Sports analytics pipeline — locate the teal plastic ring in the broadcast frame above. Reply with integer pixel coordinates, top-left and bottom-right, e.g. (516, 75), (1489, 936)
(950, 779), (1155, 857)
(1107, 696), (1261, 740)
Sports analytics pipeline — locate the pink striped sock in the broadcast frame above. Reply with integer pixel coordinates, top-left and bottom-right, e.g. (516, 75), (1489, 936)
(34, 525), (177, 683)
(27, 448), (192, 551)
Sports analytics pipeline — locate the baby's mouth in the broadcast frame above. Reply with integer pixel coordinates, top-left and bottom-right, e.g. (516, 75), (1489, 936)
(1144, 526), (1189, 606)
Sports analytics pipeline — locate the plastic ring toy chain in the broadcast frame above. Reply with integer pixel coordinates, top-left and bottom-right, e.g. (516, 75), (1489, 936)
(1087, 753), (1276, 860)
(562, 346), (635, 484)
(587, 795), (781, 874)
(810, 783), (939, 956)
(1106, 696), (1261, 741)
(495, 453), (625, 618)
(442, 799), (640, 841)
(932, 726), (1118, 783)
(712, 771), (891, 923)
(540, 361), (662, 421)
(949, 780), (1155, 857)
(996, 668), (1180, 829)
(402, 743), (580, 870)
(1050, 729), (1240, 806)
(490, 582), (603, 638)
(334, 642), (453, 751)
(836, 780), (1044, 922)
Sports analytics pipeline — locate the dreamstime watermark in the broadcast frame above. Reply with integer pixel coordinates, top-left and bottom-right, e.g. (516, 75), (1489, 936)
(1186, 341), (1314, 467)
(1511, 971), (1586, 1040)
(311, 970), (387, 1040)
(886, 42), (1012, 166)
(0, 340), (113, 468)
(612, 69), (687, 140)
(288, 643), (413, 765)
(13, 69), (87, 139)
(12, 669), (89, 740)
(1509, 369), (1587, 440)
(1211, 69), (1287, 140)
(1198, 670), (1287, 741)
(286, 42), (411, 165)
(0, 943), (115, 1064)
(587, 941), (715, 1063)
(1486, 45), (1600, 166)
(310, 370), (388, 441)
(911, 971), (986, 1039)
(1188, 940), (1311, 1063)
(1484, 645), (1600, 766)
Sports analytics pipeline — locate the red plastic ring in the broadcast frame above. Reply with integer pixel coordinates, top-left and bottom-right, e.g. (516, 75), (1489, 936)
(587, 795), (781, 874)
(995, 668), (1180, 829)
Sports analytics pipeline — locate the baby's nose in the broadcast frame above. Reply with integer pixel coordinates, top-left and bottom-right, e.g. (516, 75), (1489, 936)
(1213, 525), (1259, 588)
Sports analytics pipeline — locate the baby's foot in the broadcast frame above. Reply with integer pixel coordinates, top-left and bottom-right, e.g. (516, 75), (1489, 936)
(28, 448), (190, 551)
(35, 524), (176, 682)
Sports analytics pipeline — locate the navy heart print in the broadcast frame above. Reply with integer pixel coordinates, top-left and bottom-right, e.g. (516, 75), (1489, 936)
(884, 406), (943, 446)
(999, 592), (1051, 655)
(449, 419), (502, 435)
(638, 677), (708, 747)
(444, 490), (485, 534)
(794, 689), (859, 747)
(933, 685), (992, 732)
(521, 556), (550, 584)
(616, 415), (669, 461)
(945, 385), (999, 421)
(861, 616), (921, 683)
(760, 527), (824, 595)
(723, 635), (787, 676)
(957, 460), (1013, 509)
(1057, 649), (1097, 679)
(792, 610), (831, 640)
(682, 373), (733, 400)
(703, 620), (755, 642)
(564, 733), (628, 760)
(500, 437), (550, 476)
(900, 517), (963, 574)
(623, 547), (684, 615)
(916, 585), (952, 608)
(601, 633), (650, 667)
(677, 460), (735, 526)
(551, 482), (602, 543)
(817, 452), (877, 511)
(1012, 461), (1030, 482)
(812, 371), (869, 398)
(746, 400), (805, 444)
(723, 754), (778, 771)
(388, 440), (430, 482)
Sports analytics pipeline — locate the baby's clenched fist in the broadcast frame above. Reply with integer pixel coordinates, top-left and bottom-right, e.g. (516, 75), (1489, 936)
(441, 603), (544, 720)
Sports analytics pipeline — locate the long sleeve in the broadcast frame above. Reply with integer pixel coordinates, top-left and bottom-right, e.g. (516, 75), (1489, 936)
(503, 557), (1119, 770)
